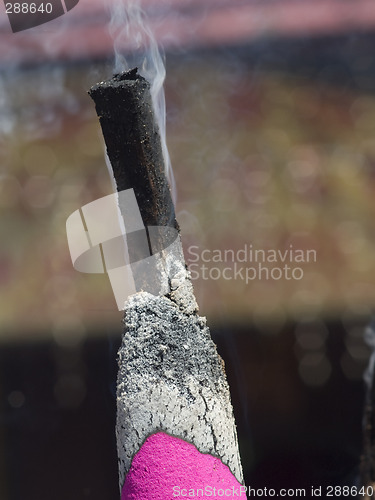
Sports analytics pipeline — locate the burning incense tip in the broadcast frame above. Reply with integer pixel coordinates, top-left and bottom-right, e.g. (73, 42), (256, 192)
(88, 69), (178, 231)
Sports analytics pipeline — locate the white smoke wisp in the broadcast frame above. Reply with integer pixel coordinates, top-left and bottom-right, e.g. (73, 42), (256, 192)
(364, 319), (375, 394)
(108, 0), (176, 203)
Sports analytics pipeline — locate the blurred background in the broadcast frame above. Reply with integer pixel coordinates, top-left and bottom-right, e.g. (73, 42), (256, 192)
(1, 0), (375, 498)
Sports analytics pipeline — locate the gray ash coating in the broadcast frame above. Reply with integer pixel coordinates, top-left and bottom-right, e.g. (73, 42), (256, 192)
(116, 292), (244, 488)
(88, 68), (178, 231)
(120, 293), (224, 401)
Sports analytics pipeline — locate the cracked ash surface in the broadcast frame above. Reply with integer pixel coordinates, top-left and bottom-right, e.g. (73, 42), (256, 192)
(116, 289), (244, 489)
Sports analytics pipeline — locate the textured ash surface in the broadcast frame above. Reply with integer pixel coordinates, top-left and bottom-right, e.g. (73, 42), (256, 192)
(116, 291), (244, 489)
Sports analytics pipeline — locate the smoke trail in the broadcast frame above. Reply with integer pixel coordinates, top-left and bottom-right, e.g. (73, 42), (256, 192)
(108, 0), (176, 202)
(364, 318), (375, 395)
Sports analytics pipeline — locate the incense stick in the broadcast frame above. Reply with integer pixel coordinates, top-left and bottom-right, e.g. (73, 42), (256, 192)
(89, 69), (244, 496)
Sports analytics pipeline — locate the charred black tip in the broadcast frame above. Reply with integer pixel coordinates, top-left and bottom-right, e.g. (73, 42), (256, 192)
(113, 68), (140, 81)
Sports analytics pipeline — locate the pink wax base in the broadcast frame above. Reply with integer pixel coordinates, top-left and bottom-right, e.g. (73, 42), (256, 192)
(121, 432), (245, 499)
